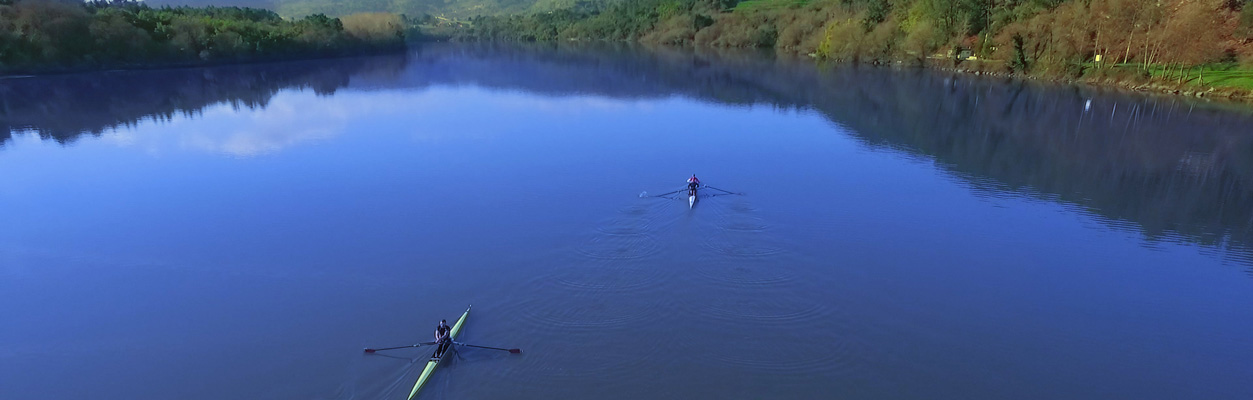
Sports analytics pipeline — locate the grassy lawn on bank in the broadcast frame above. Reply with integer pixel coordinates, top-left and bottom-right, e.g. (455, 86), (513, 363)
(1149, 64), (1253, 90)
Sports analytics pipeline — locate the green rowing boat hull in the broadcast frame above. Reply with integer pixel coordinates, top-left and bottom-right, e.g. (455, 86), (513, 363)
(407, 306), (470, 400)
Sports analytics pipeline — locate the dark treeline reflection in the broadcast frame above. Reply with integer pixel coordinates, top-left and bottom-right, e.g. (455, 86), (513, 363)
(404, 43), (1253, 269)
(0, 54), (409, 146)
(6, 43), (1253, 269)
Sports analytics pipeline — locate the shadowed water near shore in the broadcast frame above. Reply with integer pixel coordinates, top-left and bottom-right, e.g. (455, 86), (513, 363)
(6, 43), (1252, 272)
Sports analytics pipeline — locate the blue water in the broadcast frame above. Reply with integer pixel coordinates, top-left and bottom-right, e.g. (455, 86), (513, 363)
(2, 44), (1252, 399)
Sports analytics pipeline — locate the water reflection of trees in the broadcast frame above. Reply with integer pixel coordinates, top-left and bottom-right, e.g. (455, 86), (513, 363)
(407, 43), (1253, 270)
(808, 68), (1253, 266)
(6, 43), (1253, 269)
(426, 44), (1253, 268)
(0, 53), (408, 147)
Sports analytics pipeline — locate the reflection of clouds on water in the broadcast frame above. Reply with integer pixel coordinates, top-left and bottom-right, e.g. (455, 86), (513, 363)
(97, 87), (650, 157)
(196, 96), (347, 157)
(104, 90), (358, 157)
(495, 94), (654, 114)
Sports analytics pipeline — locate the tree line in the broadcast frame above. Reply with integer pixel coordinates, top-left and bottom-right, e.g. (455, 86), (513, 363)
(0, 0), (414, 74)
(452, 0), (1253, 92)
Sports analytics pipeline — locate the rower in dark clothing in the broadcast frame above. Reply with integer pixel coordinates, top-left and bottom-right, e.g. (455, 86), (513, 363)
(433, 319), (452, 358)
(687, 174), (700, 192)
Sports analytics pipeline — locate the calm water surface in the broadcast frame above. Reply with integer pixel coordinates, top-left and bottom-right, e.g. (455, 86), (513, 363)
(3, 44), (1253, 399)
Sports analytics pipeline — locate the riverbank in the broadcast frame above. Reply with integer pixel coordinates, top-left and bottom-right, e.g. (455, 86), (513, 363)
(0, 0), (412, 75)
(452, 0), (1253, 102)
(936, 59), (1253, 101)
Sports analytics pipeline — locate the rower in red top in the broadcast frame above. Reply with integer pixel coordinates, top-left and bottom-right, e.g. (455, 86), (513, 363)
(687, 174), (701, 192)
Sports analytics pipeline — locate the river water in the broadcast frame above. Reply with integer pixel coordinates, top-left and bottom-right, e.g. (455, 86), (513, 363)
(3, 44), (1252, 400)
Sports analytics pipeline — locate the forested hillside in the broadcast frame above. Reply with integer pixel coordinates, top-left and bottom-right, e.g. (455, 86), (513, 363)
(456, 0), (1253, 96)
(0, 0), (409, 73)
(8, 0), (1252, 97)
(146, 0), (615, 18)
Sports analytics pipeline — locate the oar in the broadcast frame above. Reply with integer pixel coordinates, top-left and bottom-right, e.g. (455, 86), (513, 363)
(645, 188), (686, 198)
(363, 342), (436, 353)
(451, 343), (465, 361)
(454, 342), (522, 354)
(704, 185), (742, 195)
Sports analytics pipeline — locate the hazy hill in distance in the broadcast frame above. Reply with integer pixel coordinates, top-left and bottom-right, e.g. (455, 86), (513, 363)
(145, 0), (278, 10)
(146, 0), (608, 18)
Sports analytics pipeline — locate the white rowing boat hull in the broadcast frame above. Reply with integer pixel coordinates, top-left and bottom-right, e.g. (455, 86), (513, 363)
(689, 194), (696, 208)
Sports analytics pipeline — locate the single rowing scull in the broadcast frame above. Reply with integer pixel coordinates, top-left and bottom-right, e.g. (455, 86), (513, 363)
(643, 183), (741, 207)
(407, 306), (470, 400)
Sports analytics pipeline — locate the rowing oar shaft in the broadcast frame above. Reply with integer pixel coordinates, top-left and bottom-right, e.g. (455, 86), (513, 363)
(704, 185), (741, 195)
(455, 342), (522, 354)
(364, 342), (435, 353)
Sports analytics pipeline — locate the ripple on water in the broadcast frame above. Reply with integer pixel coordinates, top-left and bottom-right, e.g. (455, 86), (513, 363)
(492, 333), (668, 397)
(594, 217), (672, 236)
(607, 194), (675, 219)
(691, 257), (797, 287)
(538, 198), (681, 291)
(518, 339), (664, 378)
(702, 231), (787, 259)
(717, 215), (771, 233)
(595, 225), (648, 236)
(693, 293), (829, 324)
(684, 301), (864, 378)
(507, 286), (666, 334)
(574, 232), (664, 261)
(618, 201), (656, 216)
(542, 258), (670, 291)
(718, 199), (758, 214)
(700, 341), (860, 376)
